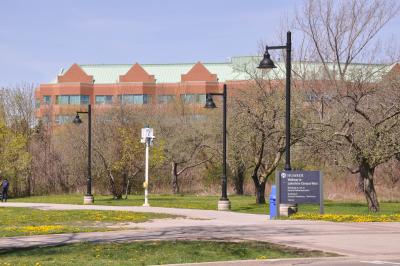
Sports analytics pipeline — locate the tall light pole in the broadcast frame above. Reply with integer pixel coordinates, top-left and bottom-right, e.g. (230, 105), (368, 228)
(205, 84), (230, 211)
(73, 104), (94, 204)
(258, 31), (292, 170)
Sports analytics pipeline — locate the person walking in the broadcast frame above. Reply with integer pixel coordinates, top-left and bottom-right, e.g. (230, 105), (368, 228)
(1, 178), (9, 202)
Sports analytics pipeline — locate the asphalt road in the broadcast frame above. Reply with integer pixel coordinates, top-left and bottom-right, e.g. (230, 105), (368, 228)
(1, 202), (399, 265)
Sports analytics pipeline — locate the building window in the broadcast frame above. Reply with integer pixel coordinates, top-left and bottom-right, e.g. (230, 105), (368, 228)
(35, 99), (40, 109)
(158, 95), (175, 104)
(56, 95), (90, 105)
(95, 95), (113, 105)
(43, 96), (51, 105)
(118, 94), (150, 104)
(180, 94), (206, 104)
(80, 95), (90, 105)
(56, 95), (68, 105)
(55, 115), (75, 125)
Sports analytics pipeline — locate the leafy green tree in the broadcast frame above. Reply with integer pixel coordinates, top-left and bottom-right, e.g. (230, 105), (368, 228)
(0, 121), (31, 196)
(90, 107), (164, 199)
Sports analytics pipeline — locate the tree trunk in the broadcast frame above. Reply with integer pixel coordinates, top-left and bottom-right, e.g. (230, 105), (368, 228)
(120, 171), (128, 199)
(127, 176), (134, 195)
(25, 174), (32, 196)
(107, 171), (118, 199)
(252, 174), (266, 204)
(359, 159), (380, 212)
(171, 162), (180, 194)
(357, 175), (364, 193)
(124, 178), (130, 199)
(233, 163), (245, 195)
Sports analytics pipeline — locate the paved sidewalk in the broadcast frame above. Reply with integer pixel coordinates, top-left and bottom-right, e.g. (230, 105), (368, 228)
(1, 202), (400, 262)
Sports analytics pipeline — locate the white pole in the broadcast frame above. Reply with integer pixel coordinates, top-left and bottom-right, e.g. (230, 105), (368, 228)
(143, 139), (150, 207)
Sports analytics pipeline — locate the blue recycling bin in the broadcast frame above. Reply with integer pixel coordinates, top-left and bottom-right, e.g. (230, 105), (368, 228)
(269, 185), (277, 219)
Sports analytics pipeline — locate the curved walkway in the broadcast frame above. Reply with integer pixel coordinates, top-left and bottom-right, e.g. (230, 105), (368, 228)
(1, 202), (400, 264)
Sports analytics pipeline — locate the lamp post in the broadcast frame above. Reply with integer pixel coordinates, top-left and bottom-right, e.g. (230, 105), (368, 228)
(73, 104), (94, 204)
(258, 31), (292, 171)
(205, 84), (230, 211)
(141, 126), (155, 207)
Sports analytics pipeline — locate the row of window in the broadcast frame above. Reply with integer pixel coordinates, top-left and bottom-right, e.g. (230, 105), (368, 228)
(36, 94), (207, 108)
(37, 92), (333, 107)
(37, 95), (90, 107)
(40, 92), (332, 125)
(119, 94), (150, 104)
(57, 95), (90, 105)
(49, 113), (208, 125)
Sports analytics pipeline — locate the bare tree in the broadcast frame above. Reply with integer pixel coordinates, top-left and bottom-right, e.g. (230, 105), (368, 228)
(0, 83), (36, 136)
(89, 106), (149, 199)
(228, 123), (247, 195)
(155, 102), (215, 194)
(230, 69), (306, 203)
(294, 0), (400, 211)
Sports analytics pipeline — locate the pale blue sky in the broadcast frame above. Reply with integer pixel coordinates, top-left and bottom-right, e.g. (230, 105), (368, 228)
(0, 0), (398, 87)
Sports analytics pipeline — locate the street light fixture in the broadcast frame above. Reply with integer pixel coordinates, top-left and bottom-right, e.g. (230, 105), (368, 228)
(73, 104), (94, 204)
(258, 31), (292, 171)
(258, 50), (277, 69)
(205, 84), (230, 211)
(73, 114), (82, 124)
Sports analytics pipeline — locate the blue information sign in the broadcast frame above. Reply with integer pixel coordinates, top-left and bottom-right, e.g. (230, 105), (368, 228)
(279, 171), (322, 204)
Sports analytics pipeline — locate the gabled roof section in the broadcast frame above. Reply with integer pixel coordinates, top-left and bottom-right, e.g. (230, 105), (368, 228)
(181, 62), (218, 82)
(387, 63), (400, 75)
(119, 63), (156, 83)
(57, 63), (93, 83)
(381, 63), (400, 81)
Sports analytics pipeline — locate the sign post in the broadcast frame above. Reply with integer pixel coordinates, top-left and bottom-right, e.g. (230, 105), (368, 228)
(320, 172), (324, 214)
(276, 170), (324, 217)
(275, 171), (280, 219)
(141, 126), (155, 207)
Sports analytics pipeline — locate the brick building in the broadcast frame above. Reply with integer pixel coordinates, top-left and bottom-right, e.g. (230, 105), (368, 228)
(35, 56), (398, 124)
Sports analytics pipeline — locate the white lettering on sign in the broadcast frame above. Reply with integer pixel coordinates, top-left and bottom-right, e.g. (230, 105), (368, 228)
(280, 171), (321, 204)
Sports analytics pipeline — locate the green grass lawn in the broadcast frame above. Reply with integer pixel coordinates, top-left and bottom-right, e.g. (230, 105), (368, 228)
(0, 207), (174, 237)
(11, 194), (268, 214)
(298, 201), (400, 215)
(10, 194), (400, 215)
(0, 240), (335, 265)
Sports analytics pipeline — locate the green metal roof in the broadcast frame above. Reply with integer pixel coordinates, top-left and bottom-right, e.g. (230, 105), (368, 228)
(51, 56), (395, 84)
(51, 62), (248, 84)
(80, 62), (250, 84)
